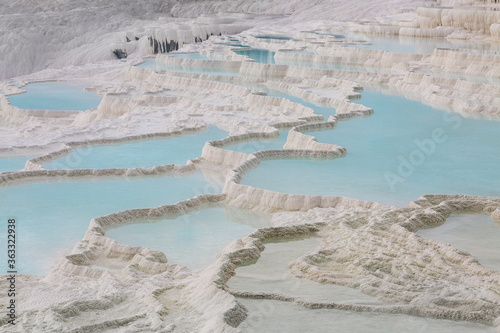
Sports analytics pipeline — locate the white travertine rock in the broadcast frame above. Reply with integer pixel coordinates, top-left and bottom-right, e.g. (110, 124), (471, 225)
(491, 23), (500, 41)
(2, 1), (500, 331)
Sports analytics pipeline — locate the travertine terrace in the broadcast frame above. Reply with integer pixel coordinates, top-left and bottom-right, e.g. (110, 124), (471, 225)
(1, 0), (500, 332)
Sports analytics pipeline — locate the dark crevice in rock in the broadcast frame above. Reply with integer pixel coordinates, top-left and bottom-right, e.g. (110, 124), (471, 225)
(113, 49), (127, 59)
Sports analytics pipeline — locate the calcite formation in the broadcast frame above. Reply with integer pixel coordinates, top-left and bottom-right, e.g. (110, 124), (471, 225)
(1, 0), (500, 331)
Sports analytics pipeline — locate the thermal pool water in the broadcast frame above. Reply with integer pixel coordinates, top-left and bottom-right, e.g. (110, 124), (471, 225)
(8, 81), (102, 111)
(417, 214), (500, 271)
(43, 126), (227, 169)
(0, 172), (221, 275)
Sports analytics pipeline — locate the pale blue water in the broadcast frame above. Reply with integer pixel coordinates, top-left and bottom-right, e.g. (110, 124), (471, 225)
(274, 54), (378, 72)
(255, 35), (293, 41)
(234, 48), (276, 64)
(136, 59), (239, 76)
(218, 43), (248, 47)
(415, 69), (500, 87)
(106, 207), (262, 270)
(418, 214), (500, 271)
(43, 126), (227, 170)
(229, 237), (384, 304)
(0, 171), (221, 275)
(242, 89), (500, 206)
(238, 298), (494, 333)
(343, 32), (500, 55)
(0, 157), (29, 172)
(8, 82), (102, 111)
(224, 130), (289, 154)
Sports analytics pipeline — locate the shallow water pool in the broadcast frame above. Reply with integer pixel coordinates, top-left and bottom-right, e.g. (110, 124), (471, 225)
(417, 214), (500, 271)
(8, 82), (102, 111)
(106, 207), (267, 270)
(0, 171), (221, 275)
(168, 52), (212, 60)
(0, 156), (30, 173)
(241, 89), (500, 206)
(44, 126), (227, 170)
(136, 58), (239, 76)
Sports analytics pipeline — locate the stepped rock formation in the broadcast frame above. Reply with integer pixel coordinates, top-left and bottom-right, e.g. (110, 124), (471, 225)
(1, 0), (500, 331)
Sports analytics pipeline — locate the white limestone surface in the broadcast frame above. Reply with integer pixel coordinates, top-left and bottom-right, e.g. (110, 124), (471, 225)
(1, 0), (500, 332)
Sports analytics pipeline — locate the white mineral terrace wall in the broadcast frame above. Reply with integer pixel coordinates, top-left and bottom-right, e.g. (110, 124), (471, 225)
(429, 48), (500, 77)
(0, 94), (81, 127)
(417, 7), (500, 33)
(45, 194), (249, 332)
(346, 23), (458, 38)
(132, 50), (500, 120)
(155, 53), (242, 70)
(146, 22), (247, 54)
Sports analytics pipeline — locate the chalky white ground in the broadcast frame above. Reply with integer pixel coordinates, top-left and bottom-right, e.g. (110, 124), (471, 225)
(1, 0), (500, 332)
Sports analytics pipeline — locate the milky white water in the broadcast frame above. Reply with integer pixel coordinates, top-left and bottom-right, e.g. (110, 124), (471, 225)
(417, 214), (500, 271)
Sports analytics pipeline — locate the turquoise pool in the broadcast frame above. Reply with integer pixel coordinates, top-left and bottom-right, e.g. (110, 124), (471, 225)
(44, 126), (227, 170)
(0, 156), (29, 173)
(0, 172), (221, 275)
(106, 207), (265, 270)
(241, 89), (500, 206)
(234, 48), (276, 64)
(238, 298), (494, 332)
(8, 82), (102, 111)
